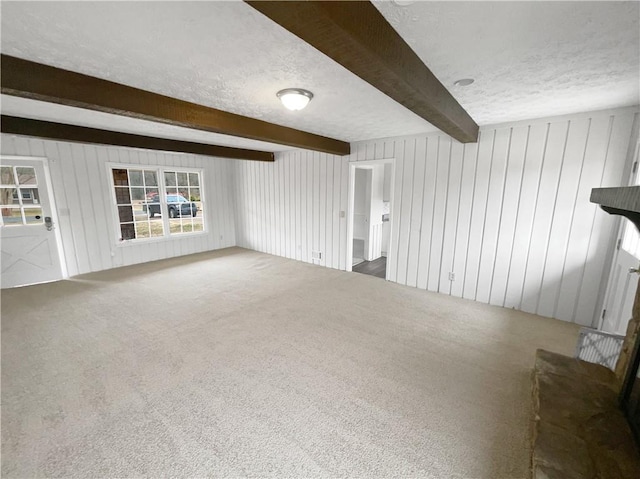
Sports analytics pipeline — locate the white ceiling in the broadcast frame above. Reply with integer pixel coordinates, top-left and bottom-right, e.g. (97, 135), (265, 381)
(374, 0), (640, 126)
(1, 1), (638, 153)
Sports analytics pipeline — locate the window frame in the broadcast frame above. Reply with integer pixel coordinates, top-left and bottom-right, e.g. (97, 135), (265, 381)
(106, 162), (207, 246)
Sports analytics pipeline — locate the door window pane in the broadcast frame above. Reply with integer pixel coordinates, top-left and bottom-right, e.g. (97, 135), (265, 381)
(24, 208), (44, 225)
(16, 167), (37, 185)
(19, 188), (40, 205)
(1, 207), (22, 225)
(0, 188), (18, 206)
(1, 166), (44, 227)
(0, 167), (13, 186)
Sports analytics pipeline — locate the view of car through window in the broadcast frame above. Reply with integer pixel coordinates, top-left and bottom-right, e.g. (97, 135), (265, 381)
(112, 168), (204, 241)
(142, 193), (199, 219)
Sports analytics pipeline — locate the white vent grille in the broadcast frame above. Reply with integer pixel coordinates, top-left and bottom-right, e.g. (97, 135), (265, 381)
(575, 328), (624, 371)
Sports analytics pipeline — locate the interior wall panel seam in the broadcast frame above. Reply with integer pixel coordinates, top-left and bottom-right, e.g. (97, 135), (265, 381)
(535, 121), (572, 314)
(503, 126), (532, 306)
(474, 130), (497, 300)
(519, 123), (551, 310)
(461, 132), (482, 297)
(571, 115), (616, 322)
(437, 139), (454, 293)
(404, 139), (418, 285)
(488, 128), (514, 304)
(553, 119), (592, 318)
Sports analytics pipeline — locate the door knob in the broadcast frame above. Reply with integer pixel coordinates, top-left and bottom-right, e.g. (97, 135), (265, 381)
(44, 216), (53, 231)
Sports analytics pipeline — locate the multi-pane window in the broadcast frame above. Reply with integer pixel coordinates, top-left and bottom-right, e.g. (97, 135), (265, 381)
(111, 167), (204, 242)
(164, 170), (203, 234)
(0, 166), (43, 226)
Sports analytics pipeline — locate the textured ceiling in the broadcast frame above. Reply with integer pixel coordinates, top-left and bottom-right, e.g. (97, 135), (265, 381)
(1, 1), (638, 152)
(0, 0), (434, 146)
(374, 0), (640, 125)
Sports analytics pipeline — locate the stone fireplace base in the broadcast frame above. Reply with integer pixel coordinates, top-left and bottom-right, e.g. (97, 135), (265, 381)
(531, 349), (640, 478)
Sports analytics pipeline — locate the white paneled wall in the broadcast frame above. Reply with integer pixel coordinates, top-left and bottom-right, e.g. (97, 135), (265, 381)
(1, 134), (236, 277)
(234, 107), (639, 325)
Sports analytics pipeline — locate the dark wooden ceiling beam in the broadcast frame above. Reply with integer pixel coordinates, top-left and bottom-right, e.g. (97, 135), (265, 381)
(1, 115), (275, 162)
(246, 1), (479, 143)
(0, 54), (350, 156)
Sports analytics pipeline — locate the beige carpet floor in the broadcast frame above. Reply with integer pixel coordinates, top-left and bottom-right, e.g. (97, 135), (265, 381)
(1, 247), (579, 478)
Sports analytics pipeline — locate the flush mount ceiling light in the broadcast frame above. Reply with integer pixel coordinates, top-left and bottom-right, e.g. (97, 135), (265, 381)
(277, 88), (314, 111)
(454, 78), (475, 87)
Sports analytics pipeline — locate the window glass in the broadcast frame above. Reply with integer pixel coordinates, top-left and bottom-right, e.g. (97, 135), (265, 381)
(111, 167), (204, 241)
(1, 166), (42, 227)
(16, 167), (36, 185)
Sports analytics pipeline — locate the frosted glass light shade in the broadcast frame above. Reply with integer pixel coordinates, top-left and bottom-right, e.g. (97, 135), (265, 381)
(277, 88), (314, 111)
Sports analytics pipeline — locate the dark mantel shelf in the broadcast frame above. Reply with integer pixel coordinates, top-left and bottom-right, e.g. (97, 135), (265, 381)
(591, 186), (640, 231)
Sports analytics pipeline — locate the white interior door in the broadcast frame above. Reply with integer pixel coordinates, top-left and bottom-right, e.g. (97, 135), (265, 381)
(365, 165), (384, 261)
(601, 240), (639, 334)
(600, 141), (640, 334)
(1, 157), (65, 288)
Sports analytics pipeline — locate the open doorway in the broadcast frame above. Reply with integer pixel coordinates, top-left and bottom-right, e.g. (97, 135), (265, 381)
(347, 159), (395, 280)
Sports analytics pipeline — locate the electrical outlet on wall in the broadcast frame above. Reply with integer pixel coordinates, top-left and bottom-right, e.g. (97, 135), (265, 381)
(312, 251), (322, 260)
(448, 272), (455, 281)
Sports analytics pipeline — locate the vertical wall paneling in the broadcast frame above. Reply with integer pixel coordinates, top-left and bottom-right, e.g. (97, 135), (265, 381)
(331, 156), (340, 268)
(416, 137), (439, 290)
(81, 144), (112, 271)
(319, 154), (326, 265)
(339, 155), (348, 270)
(476, 128), (511, 303)
(489, 126), (529, 306)
(233, 107), (639, 324)
(326, 156), (333, 267)
(538, 119), (591, 318)
(1, 134), (237, 277)
(520, 121), (568, 314)
(406, 138), (426, 287)
(440, 140), (464, 295)
(397, 139), (415, 285)
(428, 136), (449, 292)
(575, 113), (636, 325)
(450, 141), (479, 298)
(463, 130), (495, 299)
(393, 140), (409, 283)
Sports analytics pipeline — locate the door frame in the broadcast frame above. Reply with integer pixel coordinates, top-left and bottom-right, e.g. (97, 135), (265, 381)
(1, 155), (68, 282)
(346, 158), (396, 279)
(599, 139), (640, 330)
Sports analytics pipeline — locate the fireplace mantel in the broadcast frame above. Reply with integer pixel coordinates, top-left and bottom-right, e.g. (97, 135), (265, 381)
(591, 185), (640, 231)
(590, 185), (640, 401)
(529, 186), (640, 478)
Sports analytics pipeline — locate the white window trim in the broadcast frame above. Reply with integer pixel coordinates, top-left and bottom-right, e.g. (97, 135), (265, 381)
(106, 162), (207, 246)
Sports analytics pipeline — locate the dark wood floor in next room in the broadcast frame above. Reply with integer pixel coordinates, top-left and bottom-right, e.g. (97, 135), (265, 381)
(352, 256), (387, 279)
